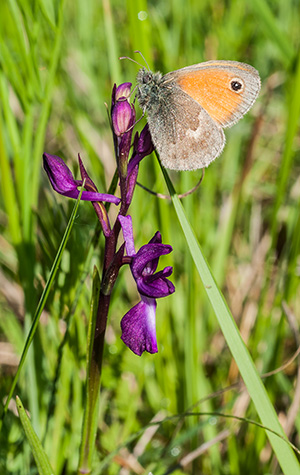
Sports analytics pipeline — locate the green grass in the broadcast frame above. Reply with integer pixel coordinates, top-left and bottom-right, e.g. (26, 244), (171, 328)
(1, 0), (300, 474)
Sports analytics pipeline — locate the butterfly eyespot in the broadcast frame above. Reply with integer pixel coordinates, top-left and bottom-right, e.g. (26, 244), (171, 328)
(230, 78), (244, 93)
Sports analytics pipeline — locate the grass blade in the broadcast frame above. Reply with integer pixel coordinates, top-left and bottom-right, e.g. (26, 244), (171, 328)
(161, 163), (300, 475)
(1, 186), (84, 421)
(16, 396), (54, 475)
(78, 267), (101, 473)
(250, 0), (294, 64)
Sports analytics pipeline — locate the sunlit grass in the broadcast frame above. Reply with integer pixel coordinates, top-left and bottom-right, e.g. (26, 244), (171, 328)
(1, 0), (300, 474)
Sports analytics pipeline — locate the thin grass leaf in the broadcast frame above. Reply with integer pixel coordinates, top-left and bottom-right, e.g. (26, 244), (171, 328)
(102, 0), (121, 84)
(21, 108), (35, 238)
(126, 0), (153, 69)
(0, 103), (21, 245)
(1, 184), (85, 421)
(0, 40), (29, 109)
(0, 73), (21, 156)
(7, 0), (40, 97)
(94, 410), (300, 474)
(38, 0), (56, 28)
(16, 396), (54, 475)
(160, 162), (300, 475)
(250, 0), (294, 64)
(30, 0), (66, 225)
(78, 267), (101, 474)
(271, 50), (300, 243)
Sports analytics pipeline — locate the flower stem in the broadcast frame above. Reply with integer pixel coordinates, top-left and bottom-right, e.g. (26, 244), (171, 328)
(78, 269), (110, 474)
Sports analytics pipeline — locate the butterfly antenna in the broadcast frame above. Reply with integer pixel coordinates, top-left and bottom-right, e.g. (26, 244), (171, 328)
(134, 50), (150, 71)
(119, 56), (144, 69)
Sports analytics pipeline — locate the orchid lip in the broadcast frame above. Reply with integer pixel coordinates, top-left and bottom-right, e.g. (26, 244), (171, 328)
(120, 296), (158, 356)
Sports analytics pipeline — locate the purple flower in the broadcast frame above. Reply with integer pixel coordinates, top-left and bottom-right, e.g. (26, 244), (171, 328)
(111, 82), (135, 139)
(111, 82), (136, 182)
(127, 124), (154, 176)
(134, 123), (154, 156)
(125, 124), (154, 205)
(43, 153), (120, 205)
(119, 215), (175, 356)
(112, 100), (134, 137)
(120, 297), (158, 355)
(112, 82), (132, 106)
(130, 231), (174, 298)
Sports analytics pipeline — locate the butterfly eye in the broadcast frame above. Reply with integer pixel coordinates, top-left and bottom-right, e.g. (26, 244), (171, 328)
(230, 78), (244, 93)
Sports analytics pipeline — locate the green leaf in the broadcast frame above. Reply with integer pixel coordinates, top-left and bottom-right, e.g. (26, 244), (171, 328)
(250, 0), (294, 64)
(16, 396), (54, 475)
(78, 267), (102, 474)
(1, 185), (85, 421)
(161, 163), (300, 475)
(38, 0), (56, 28)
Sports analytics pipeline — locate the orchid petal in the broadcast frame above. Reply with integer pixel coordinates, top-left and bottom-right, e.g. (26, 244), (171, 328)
(127, 124), (154, 175)
(119, 215), (136, 256)
(126, 164), (139, 205)
(127, 153), (143, 176)
(43, 153), (81, 193)
(112, 100), (134, 136)
(131, 243), (173, 278)
(115, 82), (132, 101)
(137, 267), (175, 298)
(121, 296), (158, 356)
(43, 154), (120, 204)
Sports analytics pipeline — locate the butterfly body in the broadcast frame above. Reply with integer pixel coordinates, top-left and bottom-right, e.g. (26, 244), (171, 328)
(136, 60), (261, 171)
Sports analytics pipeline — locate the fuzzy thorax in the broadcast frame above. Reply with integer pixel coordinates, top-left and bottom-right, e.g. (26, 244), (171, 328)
(136, 68), (164, 112)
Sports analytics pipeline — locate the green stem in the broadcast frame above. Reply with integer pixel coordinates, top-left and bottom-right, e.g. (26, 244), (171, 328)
(78, 270), (110, 474)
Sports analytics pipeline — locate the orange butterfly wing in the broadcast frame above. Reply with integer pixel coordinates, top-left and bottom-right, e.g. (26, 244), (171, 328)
(173, 61), (261, 128)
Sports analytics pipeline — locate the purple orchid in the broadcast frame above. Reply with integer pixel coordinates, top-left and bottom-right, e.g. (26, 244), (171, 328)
(127, 124), (154, 176)
(119, 215), (175, 356)
(43, 82), (174, 361)
(112, 82), (132, 105)
(110, 82), (153, 208)
(112, 97), (134, 137)
(43, 80), (176, 474)
(43, 153), (120, 205)
(125, 124), (154, 206)
(111, 82), (136, 185)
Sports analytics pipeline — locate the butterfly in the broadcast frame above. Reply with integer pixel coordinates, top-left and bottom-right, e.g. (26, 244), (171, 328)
(135, 59), (261, 171)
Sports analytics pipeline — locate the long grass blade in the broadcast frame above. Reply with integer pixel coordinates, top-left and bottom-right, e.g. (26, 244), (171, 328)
(160, 163), (300, 475)
(1, 186), (84, 420)
(16, 396), (54, 475)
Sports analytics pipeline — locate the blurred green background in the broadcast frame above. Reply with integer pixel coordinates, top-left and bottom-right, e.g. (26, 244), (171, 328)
(0, 0), (300, 473)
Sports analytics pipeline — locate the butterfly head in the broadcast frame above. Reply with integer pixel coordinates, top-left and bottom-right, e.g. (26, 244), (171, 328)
(136, 68), (163, 112)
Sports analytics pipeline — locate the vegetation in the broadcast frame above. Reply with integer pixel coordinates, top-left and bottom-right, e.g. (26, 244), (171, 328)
(0, 0), (300, 473)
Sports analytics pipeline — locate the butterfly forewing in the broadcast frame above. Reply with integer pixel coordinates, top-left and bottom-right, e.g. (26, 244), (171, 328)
(170, 61), (261, 128)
